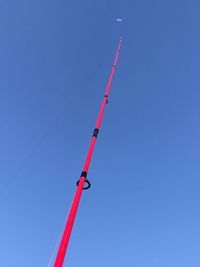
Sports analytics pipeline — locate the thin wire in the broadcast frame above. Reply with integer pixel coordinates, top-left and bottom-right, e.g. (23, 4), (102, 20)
(47, 198), (74, 267)
(47, 59), (105, 266)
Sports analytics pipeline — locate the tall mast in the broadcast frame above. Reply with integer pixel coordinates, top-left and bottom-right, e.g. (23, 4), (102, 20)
(54, 37), (122, 267)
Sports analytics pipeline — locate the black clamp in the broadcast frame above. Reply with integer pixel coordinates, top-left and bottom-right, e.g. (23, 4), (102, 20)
(76, 171), (91, 190)
(76, 179), (91, 190)
(93, 128), (99, 138)
(104, 95), (108, 104)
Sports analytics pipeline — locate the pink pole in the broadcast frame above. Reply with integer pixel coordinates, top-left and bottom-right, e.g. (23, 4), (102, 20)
(54, 37), (122, 267)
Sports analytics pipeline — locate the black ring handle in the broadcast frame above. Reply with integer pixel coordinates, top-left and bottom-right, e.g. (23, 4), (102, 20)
(76, 178), (91, 190)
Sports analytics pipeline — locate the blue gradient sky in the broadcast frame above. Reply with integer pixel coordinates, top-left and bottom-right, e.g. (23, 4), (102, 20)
(0, 0), (200, 266)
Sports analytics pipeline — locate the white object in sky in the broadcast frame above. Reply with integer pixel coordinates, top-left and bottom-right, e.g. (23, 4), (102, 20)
(117, 18), (123, 22)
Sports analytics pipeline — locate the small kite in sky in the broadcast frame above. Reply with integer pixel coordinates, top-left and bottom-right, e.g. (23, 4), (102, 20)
(117, 18), (123, 22)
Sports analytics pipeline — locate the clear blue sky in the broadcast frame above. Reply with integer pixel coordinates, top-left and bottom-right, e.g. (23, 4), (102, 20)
(0, 0), (200, 266)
